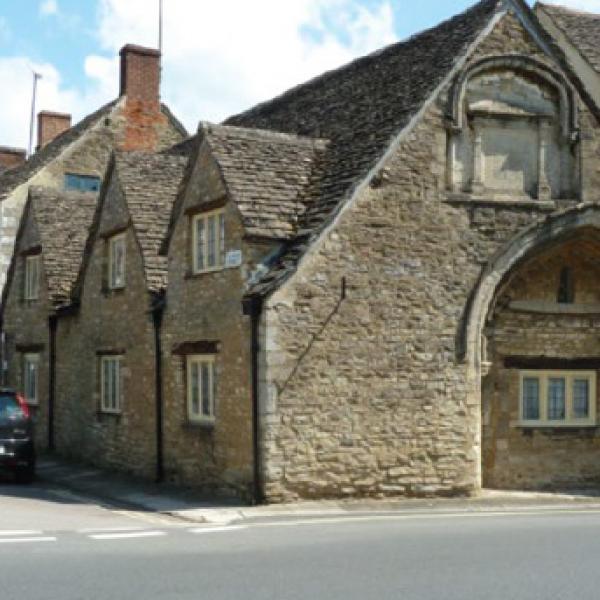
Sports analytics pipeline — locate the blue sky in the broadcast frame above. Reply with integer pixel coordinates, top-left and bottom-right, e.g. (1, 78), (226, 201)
(0, 0), (595, 148)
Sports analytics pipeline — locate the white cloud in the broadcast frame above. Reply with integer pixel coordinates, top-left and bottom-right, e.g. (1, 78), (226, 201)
(540, 0), (600, 10)
(0, 57), (105, 149)
(91, 0), (397, 131)
(39, 0), (59, 16)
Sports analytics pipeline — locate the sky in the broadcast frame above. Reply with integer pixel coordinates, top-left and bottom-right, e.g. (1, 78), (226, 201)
(0, 0), (599, 150)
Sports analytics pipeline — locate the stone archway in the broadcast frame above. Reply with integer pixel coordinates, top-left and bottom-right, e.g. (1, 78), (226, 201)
(461, 203), (600, 490)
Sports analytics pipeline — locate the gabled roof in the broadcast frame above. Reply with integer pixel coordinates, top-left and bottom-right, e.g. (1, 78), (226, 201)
(0, 101), (187, 203)
(536, 3), (600, 74)
(1, 187), (97, 311)
(221, 0), (503, 296)
(113, 152), (188, 292)
(205, 123), (328, 239)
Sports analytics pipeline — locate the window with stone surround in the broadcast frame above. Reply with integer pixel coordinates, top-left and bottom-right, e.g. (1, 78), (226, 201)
(108, 233), (126, 289)
(192, 209), (225, 273)
(100, 355), (122, 414)
(24, 255), (40, 300)
(520, 371), (596, 427)
(23, 353), (39, 405)
(186, 355), (215, 422)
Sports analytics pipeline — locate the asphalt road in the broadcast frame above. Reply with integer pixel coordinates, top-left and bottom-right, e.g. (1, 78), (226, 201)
(1, 478), (600, 600)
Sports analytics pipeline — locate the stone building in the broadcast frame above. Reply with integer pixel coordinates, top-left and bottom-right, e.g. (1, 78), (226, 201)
(0, 44), (186, 291)
(5, 0), (600, 503)
(0, 187), (97, 449)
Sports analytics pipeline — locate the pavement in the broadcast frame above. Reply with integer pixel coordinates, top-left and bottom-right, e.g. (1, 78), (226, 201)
(35, 453), (600, 525)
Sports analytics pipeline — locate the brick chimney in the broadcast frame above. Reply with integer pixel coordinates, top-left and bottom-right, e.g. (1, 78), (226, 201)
(0, 147), (26, 172)
(119, 44), (164, 151)
(120, 44), (161, 109)
(37, 111), (72, 150)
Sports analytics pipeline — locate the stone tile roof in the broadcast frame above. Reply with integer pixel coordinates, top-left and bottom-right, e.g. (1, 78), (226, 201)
(204, 123), (328, 240)
(26, 187), (97, 308)
(0, 102), (187, 203)
(114, 151), (188, 292)
(222, 0), (502, 296)
(537, 3), (600, 73)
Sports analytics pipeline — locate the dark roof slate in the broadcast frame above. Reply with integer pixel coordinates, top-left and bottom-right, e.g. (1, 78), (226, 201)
(114, 151), (188, 292)
(224, 0), (502, 296)
(204, 123), (328, 240)
(29, 187), (97, 307)
(537, 3), (600, 73)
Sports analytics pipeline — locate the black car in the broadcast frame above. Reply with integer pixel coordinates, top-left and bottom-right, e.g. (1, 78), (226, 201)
(0, 389), (35, 483)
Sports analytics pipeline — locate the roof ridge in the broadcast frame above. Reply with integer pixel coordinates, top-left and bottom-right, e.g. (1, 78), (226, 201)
(201, 121), (329, 148)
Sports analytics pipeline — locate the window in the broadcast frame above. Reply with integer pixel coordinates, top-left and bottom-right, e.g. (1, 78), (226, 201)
(65, 173), (101, 193)
(100, 356), (122, 413)
(23, 354), (39, 405)
(520, 371), (596, 427)
(108, 234), (126, 289)
(186, 355), (215, 422)
(557, 267), (575, 304)
(24, 255), (40, 300)
(192, 210), (225, 273)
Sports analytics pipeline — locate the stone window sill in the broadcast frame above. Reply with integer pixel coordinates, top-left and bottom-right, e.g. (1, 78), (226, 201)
(101, 287), (125, 298)
(96, 410), (122, 421)
(182, 419), (215, 432)
(184, 268), (226, 280)
(443, 193), (561, 211)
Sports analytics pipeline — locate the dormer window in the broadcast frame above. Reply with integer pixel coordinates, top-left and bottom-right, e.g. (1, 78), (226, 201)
(192, 209), (225, 273)
(108, 233), (126, 289)
(24, 255), (40, 300)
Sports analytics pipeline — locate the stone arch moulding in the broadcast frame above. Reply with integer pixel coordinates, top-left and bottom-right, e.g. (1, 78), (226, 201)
(447, 54), (579, 139)
(459, 203), (600, 373)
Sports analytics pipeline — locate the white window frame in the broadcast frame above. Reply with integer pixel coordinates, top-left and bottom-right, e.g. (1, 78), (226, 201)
(186, 355), (215, 422)
(192, 209), (225, 274)
(100, 355), (123, 414)
(108, 233), (126, 289)
(519, 370), (597, 427)
(24, 255), (40, 300)
(23, 353), (39, 406)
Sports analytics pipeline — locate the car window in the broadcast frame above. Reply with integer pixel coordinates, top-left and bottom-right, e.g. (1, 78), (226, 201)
(0, 394), (24, 420)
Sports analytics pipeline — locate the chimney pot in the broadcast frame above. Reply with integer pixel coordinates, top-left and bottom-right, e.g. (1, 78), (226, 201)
(37, 111), (72, 150)
(119, 44), (161, 108)
(0, 147), (27, 172)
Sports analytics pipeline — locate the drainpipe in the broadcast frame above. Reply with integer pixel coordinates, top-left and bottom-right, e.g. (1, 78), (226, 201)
(48, 315), (57, 452)
(152, 294), (165, 483)
(244, 294), (264, 505)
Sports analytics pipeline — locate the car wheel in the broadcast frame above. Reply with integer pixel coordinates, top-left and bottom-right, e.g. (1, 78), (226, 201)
(15, 463), (35, 484)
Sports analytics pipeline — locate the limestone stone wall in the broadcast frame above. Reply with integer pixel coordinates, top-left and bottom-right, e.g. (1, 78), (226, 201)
(483, 239), (600, 489)
(2, 212), (50, 449)
(54, 186), (157, 478)
(161, 142), (262, 498)
(258, 12), (600, 501)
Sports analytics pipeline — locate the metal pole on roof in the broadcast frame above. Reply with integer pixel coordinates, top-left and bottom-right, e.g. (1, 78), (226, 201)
(28, 71), (42, 157)
(158, 0), (163, 95)
(158, 0), (163, 55)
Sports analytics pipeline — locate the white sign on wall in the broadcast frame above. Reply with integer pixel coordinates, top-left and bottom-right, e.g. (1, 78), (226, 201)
(225, 250), (242, 268)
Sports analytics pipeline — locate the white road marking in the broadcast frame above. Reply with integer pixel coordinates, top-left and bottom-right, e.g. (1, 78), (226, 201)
(0, 537), (56, 544)
(0, 530), (43, 536)
(78, 526), (144, 534)
(189, 525), (248, 534)
(89, 530), (167, 540)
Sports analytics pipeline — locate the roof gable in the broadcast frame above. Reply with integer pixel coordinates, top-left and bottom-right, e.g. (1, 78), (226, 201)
(1, 187), (97, 311)
(76, 151), (188, 299)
